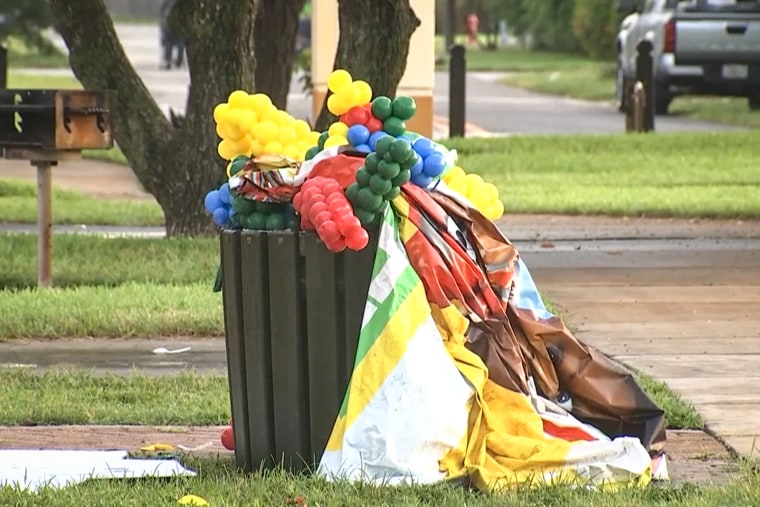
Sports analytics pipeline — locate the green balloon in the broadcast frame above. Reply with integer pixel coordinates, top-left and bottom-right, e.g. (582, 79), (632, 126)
(383, 117), (406, 137)
(248, 212), (268, 230)
(385, 186), (401, 200)
(383, 153), (395, 163)
(255, 201), (280, 214)
(371, 96), (393, 121)
(357, 187), (384, 212)
(232, 195), (257, 216)
(377, 160), (401, 180)
(369, 174), (393, 196)
(389, 139), (413, 163)
(345, 183), (361, 205)
(392, 95), (417, 121)
(305, 146), (320, 160)
(355, 208), (378, 227)
(375, 136), (394, 157)
(230, 155), (249, 176)
(364, 153), (380, 173)
(265, 213), (287, 230)
(356, 167), (372, 187)
(286, 214), (300, 231)
(317, 131), (329, 149)
(392, 169), (411, 187)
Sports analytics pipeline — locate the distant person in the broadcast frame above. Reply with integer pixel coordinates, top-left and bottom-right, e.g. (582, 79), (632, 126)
(159, 0), (185, 70)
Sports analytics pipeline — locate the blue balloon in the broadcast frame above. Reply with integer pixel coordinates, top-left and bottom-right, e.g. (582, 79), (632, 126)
(412, 137), (436, 159)
(411, 173), (433, 188)
(213, 207), (230, 227)
(347, 124), (371, 147)
(422, 153), (446, 178)
(410, 153), (424, 177)
(204, 190), (222, 214)
(218, 183), (231, 205)
(354, 143), (372, 153)
(368, 131), (391, 150)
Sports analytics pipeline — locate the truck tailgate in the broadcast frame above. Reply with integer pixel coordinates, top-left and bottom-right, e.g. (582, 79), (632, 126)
(674, 12), (760, 65)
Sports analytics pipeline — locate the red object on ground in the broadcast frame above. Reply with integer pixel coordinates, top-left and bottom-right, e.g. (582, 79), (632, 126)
(307, 153), (365, 189)
(221, 425), (234, 450)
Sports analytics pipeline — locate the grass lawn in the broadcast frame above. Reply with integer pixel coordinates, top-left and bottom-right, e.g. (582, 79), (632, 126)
(0, 180), (163, 226)
(2, 457), (756, 507)
(452, 131), (760, 218)
(0, 368), (701, 429)
(6, 71), (82, 90)
(6, 38), (70, 69)
(0, 234), (221, 340)
(498, 49), (760, 129)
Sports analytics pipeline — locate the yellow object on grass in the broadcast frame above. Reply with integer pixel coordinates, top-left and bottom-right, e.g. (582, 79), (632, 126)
(178, 494), (210, 506)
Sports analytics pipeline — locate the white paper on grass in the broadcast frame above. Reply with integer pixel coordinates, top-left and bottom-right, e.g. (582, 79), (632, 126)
(0, 449), (196, 492)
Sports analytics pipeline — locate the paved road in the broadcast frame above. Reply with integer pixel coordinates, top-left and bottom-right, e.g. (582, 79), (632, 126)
(34, 24), (736, 136)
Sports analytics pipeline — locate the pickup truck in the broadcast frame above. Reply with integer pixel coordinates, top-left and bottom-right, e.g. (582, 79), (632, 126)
(616, 0), (760, 115)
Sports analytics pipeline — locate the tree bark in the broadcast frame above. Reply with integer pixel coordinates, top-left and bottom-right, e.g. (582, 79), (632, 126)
(315, 0), (420, 131)
(253, 0), (306, 109)
(49, 0), (257, 236)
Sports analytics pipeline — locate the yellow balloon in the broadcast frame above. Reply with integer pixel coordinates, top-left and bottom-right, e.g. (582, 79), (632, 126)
(336, 85), (361, 110)
(307, 131), (321, 146)
(353, 80), (373, 105)
(213, 103), (230, 124)
(328, 121), (349, 138)
(237, 109), (258, 134)
(263, 140), (284, 155)
(293, 120), (312, 138)
(248, 93), (273, 114)
(465, 173), (485, 188)
(492, 199), (505, 218)
(444, 165), (466, 183)
(328, 69), (353, 93)
(327, 94), (344, 116)
(217, 139), (236, 160)
(250, 139), (264, 156)
(297, 140), (313, 153)
(482, 182), (500, 199)
(227, 90), (249, 109)
(323, 134), (349, 149)
(254, 121), (279, 144)
(283, 144), (302, 161)
(224, 112), (245, 140)
(279, 126), (297, 145)
(470, 193), (490, 214)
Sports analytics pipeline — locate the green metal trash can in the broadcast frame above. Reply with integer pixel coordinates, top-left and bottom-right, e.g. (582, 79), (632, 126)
(219, 229), (376, 472)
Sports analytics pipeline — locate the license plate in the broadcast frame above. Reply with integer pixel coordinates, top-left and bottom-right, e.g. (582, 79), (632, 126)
(722, 64), (748, 79)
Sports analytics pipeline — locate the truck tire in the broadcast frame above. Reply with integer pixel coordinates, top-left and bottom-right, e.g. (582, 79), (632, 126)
(654, 84), (672, 116)
(749, 91), (760, 111)
(615, 61), (629, 112)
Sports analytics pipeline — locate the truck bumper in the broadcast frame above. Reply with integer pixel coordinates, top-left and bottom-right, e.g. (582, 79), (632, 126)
(659, 53), (760, 96)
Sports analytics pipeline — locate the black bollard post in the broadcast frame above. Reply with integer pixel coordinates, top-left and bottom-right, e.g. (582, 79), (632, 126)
(0, 44), (7, 89)
(635, 39), (655, 132)
(449, 44), (466, 138)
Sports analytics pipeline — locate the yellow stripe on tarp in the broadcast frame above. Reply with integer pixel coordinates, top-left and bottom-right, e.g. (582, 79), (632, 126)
(324, 281), (430, 452)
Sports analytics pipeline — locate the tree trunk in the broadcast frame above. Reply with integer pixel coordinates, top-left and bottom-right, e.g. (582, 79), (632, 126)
(315, 0), (420, 131)
(49, 0), (257, 236)
(253, 0), (306, 109)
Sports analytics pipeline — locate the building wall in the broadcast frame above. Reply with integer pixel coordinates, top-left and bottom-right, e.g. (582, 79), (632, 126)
(104, 0), (159, 19)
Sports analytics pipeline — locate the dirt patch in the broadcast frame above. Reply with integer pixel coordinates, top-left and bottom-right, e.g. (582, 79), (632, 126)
(0, 425), (738, 484)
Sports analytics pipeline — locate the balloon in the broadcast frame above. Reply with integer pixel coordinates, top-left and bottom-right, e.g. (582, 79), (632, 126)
(412, 137), (436, 158)
(254, 121), (279, 144)
(305, 146), (320, 160)
(283, 144), (302, 161)
(389, 139), (413, 163)
(392, 95), (417, 121)
(368, 131), (390, 150)
(294, 120), (312, 138)
(318, 220), (341, 244)
(263, 140), (283, 155)
(371, 96), (393, 121)
(374, 136), (394, 157)
(247, 93), (273, 114)
(354, 143), (372, 153)
(328, 121), (349, 138)
(443, 165), (466, 183)
(327, 94), (345, 116)
(213, 207), (230, 227)
(213, 103), (230, 124)
(227, 90), (248, 108)
(317, 131), (329, 149)
(337, 84), (361, 109)
(347, 124), (371, 146)
(250, 140), (264, 156)
(204, 190), (222, 214)
(345, 227), (370, 251)
(292, 192), (304, 211)
(237, 110), (258, 134)
(218, 183), (231, 205)
(279, 126), (297, 145)
(383, 117), (406, 138)
(422, 153), (446, 178)
(411, 173), (433, 188)
(324, 135), (349, 149)
(409, 154), (424, 177)
(328, 69), (353, 93)
(221, 426), (234, 451)
(343, 106), (370, 126)
(217, 140), (236, 160)
(365, 116), (383, 133)
(353, 80), (373, 105)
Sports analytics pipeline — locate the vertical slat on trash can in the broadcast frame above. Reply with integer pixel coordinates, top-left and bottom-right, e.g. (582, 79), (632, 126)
(303, 234), (342, 465)
(341, 229), (379, 375)
(220, 230), (251, 469)
(267, 231), (310, 469)
(239, 231), (275, 469)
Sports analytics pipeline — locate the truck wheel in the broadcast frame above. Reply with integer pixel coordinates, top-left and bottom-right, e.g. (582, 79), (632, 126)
(749, 91), (760, 111)
(654, 86), (672, 116)
(615, 62), (627, 112)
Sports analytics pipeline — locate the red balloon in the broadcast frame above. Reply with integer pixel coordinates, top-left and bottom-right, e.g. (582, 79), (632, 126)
(221, 426), (234, 451)
(344, 106), (370, 126)
(338, 215), (362, 236)
(292, 191), (304, 212)
(313, 210), (332, 226)
(365, 116), (383, 133)
(330, 236), (347, 253)
(329, 201), (352, 218)
(307, 201), (328, 217)
(345, 228), (370, 251)
(318, 220), (341, 243)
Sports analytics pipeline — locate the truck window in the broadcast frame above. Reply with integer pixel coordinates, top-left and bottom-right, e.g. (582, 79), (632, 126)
(680, 0), (760, 13)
